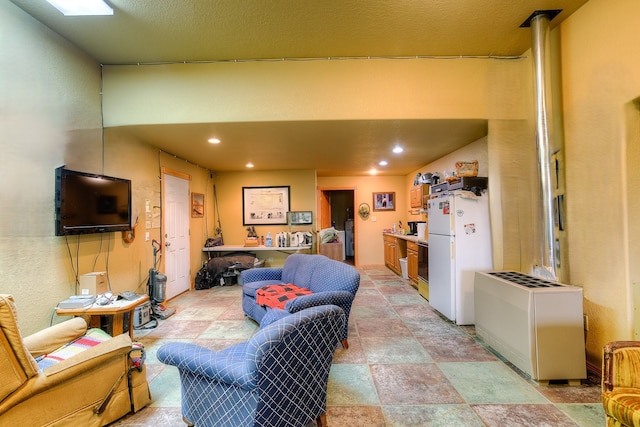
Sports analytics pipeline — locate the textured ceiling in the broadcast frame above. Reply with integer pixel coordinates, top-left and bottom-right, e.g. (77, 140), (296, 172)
(11, 0), (589, 176)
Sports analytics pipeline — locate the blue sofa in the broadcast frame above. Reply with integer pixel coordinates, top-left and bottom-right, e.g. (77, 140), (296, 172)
(241, 254), (360, 348)
(157, 305), (345, 427)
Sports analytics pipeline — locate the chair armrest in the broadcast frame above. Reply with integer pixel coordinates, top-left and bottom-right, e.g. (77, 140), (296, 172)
(285, 291), (353, 313)
(23, 317), (88, 358)
(157, 342), (257, 389)
(241, 267), (283, 283)
(1, 333), (134, 410)
(43, 333), (133, 377)
(603, 341), (640, 391)
(260, 308), (289, 327)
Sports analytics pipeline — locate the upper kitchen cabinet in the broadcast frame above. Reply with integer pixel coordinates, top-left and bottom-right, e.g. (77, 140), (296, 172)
(410, 184), (430, 209)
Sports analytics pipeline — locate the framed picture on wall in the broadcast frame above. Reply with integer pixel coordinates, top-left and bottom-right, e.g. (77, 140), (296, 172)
(373, 192), (395, 211)
(289, 211), (313, 225)
(191, 193), (204, 218)
(242, 186), (290, 225)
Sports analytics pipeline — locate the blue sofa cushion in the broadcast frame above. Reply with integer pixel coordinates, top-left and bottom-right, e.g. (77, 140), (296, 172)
(281, 255), (358, 294)
(242, 280), (283, 298)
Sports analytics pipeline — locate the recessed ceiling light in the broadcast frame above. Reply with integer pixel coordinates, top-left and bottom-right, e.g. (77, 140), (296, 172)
(379, 160), (388, 166)
(46, 0), (113, 16)
(369, 168), (378, 175)
(392, 145), (404, 154)
(208, 137), (221, 144)
(246, 162), (254, 168)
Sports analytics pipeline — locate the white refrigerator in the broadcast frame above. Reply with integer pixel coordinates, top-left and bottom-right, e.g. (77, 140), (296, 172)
(427, 191), (492, 325)
(344, 220), (354, 257)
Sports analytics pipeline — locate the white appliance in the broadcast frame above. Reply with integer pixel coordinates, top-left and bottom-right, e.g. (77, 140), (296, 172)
(474, 271), (586, 383)
(427, 190), (492, 324)
(344, 220), (354, 257)
(134, 301), (153, 328)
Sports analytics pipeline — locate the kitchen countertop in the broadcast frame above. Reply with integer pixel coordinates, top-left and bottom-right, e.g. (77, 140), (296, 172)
(383, 232), (428, 245)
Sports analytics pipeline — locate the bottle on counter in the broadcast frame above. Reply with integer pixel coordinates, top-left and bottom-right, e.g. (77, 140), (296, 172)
(265, 232), (273, 247)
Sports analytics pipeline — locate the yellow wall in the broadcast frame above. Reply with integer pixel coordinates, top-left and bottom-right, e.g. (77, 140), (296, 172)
(559, 0), (640, 363)
(0, 2), (213, 334)
(1, 1), (102, 333)
(102, 59), (525, 126)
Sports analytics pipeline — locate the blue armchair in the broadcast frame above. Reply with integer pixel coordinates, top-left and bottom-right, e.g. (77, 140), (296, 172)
(240, 254), (360, 348)
(157, 305), (345, 427)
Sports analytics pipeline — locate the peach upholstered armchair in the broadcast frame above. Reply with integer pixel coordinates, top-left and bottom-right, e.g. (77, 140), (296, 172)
(602, 341), (640, 426)
(0, 294), (151, 426)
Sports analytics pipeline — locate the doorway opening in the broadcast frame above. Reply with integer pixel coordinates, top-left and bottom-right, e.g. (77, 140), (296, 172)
(319, 188), (355, 265)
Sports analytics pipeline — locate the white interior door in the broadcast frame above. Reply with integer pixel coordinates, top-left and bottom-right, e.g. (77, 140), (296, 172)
(162, 172), (190, 299)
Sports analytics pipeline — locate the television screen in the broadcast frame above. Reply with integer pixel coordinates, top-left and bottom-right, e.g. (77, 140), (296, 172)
(55, 167), (131, 236)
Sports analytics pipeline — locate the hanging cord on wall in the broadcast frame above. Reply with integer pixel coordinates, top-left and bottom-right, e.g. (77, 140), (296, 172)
(157, 150), (163, 250)
(213, 183), (223, 244)
(75, 236), (80, 287)
(92, 233), (104, 272)
(204, 173), (210, 239)
(105, 233), (112, 291)
(158, 149), (210, 171)
(64, 235), (81, 294)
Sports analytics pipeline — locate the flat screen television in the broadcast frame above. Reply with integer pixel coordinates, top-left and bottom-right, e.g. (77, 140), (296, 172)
(55, 167), (132, 236)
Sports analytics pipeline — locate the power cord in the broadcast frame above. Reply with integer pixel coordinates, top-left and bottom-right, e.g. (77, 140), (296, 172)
(91, 233), (104, 272)
(64, 235), (80, 294)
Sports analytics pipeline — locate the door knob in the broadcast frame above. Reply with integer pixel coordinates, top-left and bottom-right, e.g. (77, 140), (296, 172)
(165, 242), (171, 247)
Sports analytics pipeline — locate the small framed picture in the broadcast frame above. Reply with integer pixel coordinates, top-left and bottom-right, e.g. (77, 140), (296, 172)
(373, 192), (395, 211)
(289, 211), (313, 225)
(191, 193), (204, 218)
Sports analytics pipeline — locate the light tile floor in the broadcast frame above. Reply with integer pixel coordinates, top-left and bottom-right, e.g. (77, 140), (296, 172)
(111, 265), (604, 426)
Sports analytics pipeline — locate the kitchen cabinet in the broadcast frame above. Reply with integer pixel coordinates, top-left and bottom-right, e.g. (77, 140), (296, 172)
(407, 241), (418, 286)
(410, 184), (430, 209)
(383, 234), (410, 276)
(384, 235), (399, 273)
(383, 234), (406, 275)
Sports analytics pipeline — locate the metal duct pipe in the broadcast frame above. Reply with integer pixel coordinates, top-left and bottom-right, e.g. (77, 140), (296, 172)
(531, 12), (556, 279)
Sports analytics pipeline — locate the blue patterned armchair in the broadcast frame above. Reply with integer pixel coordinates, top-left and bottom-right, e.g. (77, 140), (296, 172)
(240, 254), (359, 348)
(157, 305), (345, 427)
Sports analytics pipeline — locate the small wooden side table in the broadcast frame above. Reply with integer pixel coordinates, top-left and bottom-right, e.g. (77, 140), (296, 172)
(55, 295), (149, 340)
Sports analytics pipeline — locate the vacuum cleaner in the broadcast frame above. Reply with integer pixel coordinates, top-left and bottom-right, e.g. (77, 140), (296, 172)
(147, 239), (175, 320)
